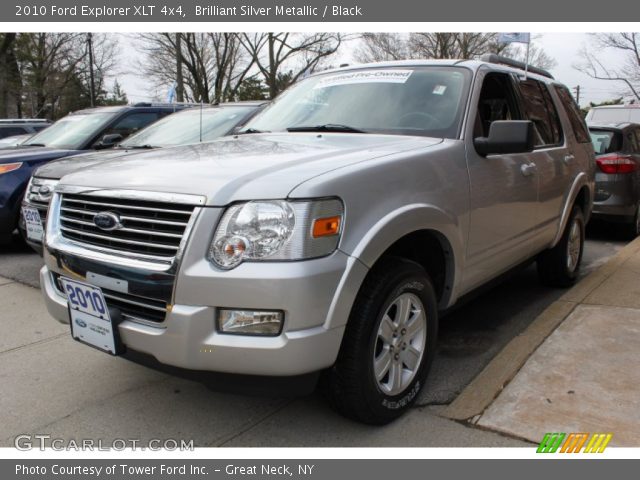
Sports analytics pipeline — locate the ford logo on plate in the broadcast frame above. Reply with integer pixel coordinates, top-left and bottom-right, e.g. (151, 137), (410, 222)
(74, 318), (87, 328)
(93, 211), (122, 231)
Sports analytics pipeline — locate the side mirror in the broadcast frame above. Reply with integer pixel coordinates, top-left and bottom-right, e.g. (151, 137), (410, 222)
(95, 133), (123, 149)
(474, 120), (535, 156)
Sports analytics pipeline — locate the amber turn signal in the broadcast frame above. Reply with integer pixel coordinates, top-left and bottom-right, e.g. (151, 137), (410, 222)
(312, 216), (341, 238)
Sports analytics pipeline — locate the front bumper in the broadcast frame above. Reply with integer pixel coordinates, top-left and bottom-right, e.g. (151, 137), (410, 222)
(40, 249), (359, 376)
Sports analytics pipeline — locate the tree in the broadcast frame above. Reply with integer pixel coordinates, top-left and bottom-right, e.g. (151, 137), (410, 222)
(575, 33), (640, 101)
(408, 33), (506, 59)
(139, 33), (254, 104)
(0, 33), (21, 118)
(239, 33), (344, 98)
(354, 33), (409, 63)
(504, 43), (558, 71)
(236, 77), (268, 101)
(12, 33), (119, 119)
(101, 79), (128, 106)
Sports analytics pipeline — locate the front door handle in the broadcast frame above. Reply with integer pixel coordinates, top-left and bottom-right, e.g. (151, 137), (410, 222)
(520, 163), (537, 177)
(564, 154), (575, 165)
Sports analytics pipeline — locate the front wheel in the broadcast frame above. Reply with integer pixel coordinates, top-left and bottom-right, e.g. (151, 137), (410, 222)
(537, 206), (585, 287)
(325, 257), (438, 424)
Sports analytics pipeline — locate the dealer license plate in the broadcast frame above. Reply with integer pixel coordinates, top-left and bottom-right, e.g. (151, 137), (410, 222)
(59, 277), (118, 355)
(21, 206), (43, 242)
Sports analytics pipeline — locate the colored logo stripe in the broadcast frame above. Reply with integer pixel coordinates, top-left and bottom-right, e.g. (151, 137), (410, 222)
(583, 433), (613, 453)
(537, 433), (565, 453)
(560, 433), (589, 453)
(538, 433), (612, 453)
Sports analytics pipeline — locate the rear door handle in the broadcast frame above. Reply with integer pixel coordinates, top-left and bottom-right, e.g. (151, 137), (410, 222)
(520, 163), (537, 177)
(563, 154), (575, 164)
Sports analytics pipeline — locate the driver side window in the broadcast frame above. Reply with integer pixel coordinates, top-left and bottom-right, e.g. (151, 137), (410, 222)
(474, 72), (521, 138)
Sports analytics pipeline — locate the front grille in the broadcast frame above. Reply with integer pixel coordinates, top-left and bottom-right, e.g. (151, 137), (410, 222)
(53, 273), (167, 324)
(58, 193), (195, 258)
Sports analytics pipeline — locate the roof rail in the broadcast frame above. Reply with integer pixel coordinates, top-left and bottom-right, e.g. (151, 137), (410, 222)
(0, 119), (50, 124)
(480, 54), (554, 79)
(132, 102), (202, 108)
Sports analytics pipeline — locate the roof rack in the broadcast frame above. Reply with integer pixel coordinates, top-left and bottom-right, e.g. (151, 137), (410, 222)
(480, 54), (554, 79)
(132, 102), (202, 108)
(0, 118), (50, 124)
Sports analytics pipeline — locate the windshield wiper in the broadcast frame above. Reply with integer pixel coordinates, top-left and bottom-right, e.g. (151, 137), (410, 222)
(21, 143), (46, 147)
(237, 128), (269, 134)
(286, 124), (367, 133)
(123, 144), (157, 149)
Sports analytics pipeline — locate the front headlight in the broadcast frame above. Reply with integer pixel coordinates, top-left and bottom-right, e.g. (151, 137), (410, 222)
(24, 176), (59, 205)
(209, 198), (343, 269)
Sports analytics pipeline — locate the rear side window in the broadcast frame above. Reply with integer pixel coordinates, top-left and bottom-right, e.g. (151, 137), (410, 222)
(0, 126), (27, 139)
(518, 79), (562, 147)
(105, 112), (160, 138)
(627, 129), (640, 153)
(554, 85), (591, 143)
(589, 129), (622, 155)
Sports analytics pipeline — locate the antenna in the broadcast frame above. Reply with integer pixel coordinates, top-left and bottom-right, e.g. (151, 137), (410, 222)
(199, 101), (203, 143)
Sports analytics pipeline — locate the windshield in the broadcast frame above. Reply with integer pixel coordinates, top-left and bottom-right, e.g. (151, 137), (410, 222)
(244, 67), (471, 138)
(120, 106), (257, 148)
(23, 112), (116, 149)
(590, 129), (622, 155)
(588, 107), (640, 124)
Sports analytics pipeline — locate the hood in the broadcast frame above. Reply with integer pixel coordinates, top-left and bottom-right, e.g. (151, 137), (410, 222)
(0, 147), (82, 165)
(59, 133), (443, 206)
(35, 148), (141, 179)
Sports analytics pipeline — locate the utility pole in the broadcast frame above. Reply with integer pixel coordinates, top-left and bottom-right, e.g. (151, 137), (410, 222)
(573, 85), (581, 105)
(87, 33), (95, 107)
(175, 33), (184, 102)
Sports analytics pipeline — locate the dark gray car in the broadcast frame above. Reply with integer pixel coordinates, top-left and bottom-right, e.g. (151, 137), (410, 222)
(588, 123), (640, 237)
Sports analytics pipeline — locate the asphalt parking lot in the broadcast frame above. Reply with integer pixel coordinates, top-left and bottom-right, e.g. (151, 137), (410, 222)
(0, 223), (627, 447)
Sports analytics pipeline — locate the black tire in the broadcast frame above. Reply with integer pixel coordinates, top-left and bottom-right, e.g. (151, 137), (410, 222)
(624, 204), (640, 240)
(325, 257), (438, 424)
(537, 206), (585, 288)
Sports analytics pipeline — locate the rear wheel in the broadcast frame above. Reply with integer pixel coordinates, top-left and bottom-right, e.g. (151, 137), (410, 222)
(624, 203), (640, 240)
(537, 206), (585, 287)
(325, 257), (438, 424)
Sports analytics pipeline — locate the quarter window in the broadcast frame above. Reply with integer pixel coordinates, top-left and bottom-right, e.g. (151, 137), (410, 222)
(518, 79), (562, 147)
(554, 85), (591, 143)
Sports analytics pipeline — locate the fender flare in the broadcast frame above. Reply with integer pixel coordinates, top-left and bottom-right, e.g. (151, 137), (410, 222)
(551, 173), (592, 248)
(326, 204), (464, 329)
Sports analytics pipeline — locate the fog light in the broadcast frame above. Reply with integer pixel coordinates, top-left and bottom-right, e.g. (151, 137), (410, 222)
(218, 309), (284, 336)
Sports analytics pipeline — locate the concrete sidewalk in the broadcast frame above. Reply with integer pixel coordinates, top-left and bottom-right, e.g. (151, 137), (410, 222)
(0, 274), (527, 448)
(445, 237), (640, 446)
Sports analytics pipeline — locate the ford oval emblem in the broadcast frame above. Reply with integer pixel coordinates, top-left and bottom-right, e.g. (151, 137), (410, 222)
(75, 318), (87, 328)
(93, 211), (122, 231)
(38, 185), (52, 195)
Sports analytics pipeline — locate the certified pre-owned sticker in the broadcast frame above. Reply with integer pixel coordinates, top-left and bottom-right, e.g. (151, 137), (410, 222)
(313, 70), (413, 89)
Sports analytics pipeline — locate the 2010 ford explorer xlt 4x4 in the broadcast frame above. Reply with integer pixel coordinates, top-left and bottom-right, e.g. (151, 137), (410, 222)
(41, 57), (595, 424)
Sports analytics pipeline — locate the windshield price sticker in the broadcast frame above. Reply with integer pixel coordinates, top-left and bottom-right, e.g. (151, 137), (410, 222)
(313, 70), (413, 89)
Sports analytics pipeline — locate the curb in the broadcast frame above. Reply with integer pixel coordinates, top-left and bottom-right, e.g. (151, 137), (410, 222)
(442, 235), (640, 422)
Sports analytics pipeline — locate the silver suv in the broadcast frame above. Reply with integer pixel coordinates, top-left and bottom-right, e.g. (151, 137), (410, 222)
(40, 57), (595, 424)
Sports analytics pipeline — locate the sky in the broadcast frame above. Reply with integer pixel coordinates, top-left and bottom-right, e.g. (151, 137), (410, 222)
(111, 32), (633, 108)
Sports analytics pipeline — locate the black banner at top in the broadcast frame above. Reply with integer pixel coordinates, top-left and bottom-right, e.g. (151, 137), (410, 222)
(3, 0), (638, 22)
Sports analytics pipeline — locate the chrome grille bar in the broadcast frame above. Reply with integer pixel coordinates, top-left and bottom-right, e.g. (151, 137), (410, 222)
(57, 192), (196, 259)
